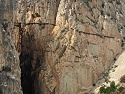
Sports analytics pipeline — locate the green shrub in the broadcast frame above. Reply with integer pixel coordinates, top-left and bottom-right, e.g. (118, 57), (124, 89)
(99, 81), (125, 94)
(100, 86), (106, 93)
(118, 86), (125, 92)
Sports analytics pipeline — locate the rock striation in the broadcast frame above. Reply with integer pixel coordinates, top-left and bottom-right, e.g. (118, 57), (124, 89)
(1, 0), (125, 94)
(0, 0), (22, 94)
(46, 0), (122, 93)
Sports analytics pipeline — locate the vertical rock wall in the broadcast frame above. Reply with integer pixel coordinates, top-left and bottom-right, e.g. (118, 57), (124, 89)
(1, 0), (125, 94)
(14, 0), (61, 94)
(0, 26), (22, 94)
(0, 0), (22, 94)
(45, 0), (122, 94)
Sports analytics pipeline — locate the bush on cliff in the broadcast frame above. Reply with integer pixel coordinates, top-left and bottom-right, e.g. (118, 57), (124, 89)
(99, 81), (125, 94)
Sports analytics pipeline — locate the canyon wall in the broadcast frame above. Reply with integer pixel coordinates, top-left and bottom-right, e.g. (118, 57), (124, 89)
(46, 0), (122, 93)
(14, 0), (61, 94)
(0, 0), (22, 94)
(1, 0), (125, 94)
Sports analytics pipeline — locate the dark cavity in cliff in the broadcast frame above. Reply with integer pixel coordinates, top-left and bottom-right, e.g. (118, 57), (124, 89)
(19, 30), (45, 94)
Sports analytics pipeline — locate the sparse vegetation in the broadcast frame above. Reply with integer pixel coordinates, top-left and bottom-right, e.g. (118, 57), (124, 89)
(98, 64), (125, 94)
(2, 66), (11, 72)
(99, 81), (125, 94)
(106, 12), (110, 16)
(102, 71), (110, 83)
(82, 0), (91, 3)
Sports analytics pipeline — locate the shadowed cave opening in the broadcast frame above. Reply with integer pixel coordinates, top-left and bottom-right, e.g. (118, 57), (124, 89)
(18, 31), (45, 94)
(19, 53), (34, 94)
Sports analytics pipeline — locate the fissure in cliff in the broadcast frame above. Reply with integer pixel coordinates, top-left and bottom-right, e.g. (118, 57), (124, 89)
(1, 0), (125, 94)
(0, 0), (61, 94)
(17, 23), (47, 94)
(12, 0), (61, 93)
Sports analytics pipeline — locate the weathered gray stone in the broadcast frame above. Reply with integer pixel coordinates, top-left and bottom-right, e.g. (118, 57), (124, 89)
(1, 0), (125, 94)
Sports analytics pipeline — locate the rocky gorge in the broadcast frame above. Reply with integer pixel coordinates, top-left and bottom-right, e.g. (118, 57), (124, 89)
(0, 0), (125, 94)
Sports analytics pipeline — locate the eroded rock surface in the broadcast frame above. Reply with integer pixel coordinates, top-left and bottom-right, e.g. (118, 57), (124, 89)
(47, 0), (122, 93)
(0, 26), (22, 94)
(1, 0), (125, 94)
(0, 1), (22, 94)
(13, 0), (61, 94)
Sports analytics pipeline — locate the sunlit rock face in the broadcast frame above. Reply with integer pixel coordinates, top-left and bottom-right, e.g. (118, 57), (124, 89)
(1, 0), (125, 94)
(47, 0), (122, 93)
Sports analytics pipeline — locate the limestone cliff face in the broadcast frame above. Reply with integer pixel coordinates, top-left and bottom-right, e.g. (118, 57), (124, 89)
(1, 0), (125, 94)
(13, 0), (61, 94)
(0, 26), (22, 94)
(47, 0), (122, 93)
(0, 0), (22, 94)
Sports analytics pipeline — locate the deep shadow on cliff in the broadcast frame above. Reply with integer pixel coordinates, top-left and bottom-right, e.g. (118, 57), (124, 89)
(1, 0), (125, 94)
